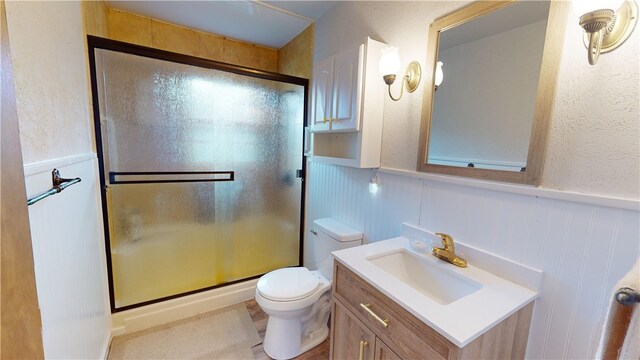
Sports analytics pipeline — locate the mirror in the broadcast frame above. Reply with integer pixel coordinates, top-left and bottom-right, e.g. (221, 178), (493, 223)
(418, 0), (569, 185)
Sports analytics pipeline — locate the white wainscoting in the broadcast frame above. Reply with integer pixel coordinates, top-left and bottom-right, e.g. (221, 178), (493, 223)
(24, 154), (111, 359)
(306, 160), (640, 359)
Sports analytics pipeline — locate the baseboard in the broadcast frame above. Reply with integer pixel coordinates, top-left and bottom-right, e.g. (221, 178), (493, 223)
(100, 331), (112, 360)
(111, 279), (259, 336)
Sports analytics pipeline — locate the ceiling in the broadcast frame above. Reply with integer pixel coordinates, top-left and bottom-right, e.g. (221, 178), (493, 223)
(106, 1), (336, 49)
(439, 1), (550, 50)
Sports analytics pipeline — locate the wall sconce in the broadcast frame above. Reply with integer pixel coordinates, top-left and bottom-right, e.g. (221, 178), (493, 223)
(574, 0), (638, 65)
(379, 47), (422, 101)
(434, 61), (444, 91)
(369, 170), (379, 194)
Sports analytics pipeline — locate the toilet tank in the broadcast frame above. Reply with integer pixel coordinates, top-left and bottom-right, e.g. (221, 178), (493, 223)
(308, 218), (362, 280)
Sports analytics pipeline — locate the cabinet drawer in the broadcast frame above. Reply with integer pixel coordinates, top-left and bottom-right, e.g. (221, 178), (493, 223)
(333, 261), (458, 360)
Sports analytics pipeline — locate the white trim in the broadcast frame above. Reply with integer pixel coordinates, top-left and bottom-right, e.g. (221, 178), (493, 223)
(23, 153), (96, 176)
(111, 279), (258, 336)
(100, 332), (111, 360)
(251, 0), (314, 23)
(379, 167), (640, 211)
(311, 155), (359, 168)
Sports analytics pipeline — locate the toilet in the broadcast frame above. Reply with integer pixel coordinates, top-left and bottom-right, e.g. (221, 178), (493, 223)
(255, 218), (363, 360)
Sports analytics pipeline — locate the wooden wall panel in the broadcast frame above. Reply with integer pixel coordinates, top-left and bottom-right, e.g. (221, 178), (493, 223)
(189, 29), (224, 62)
(107, 8), (152, 47)
(81, 0), (109, 37)
(278, 24), (314, 78)
(151, 19), (190, 54)
(104, 7), (279, 72)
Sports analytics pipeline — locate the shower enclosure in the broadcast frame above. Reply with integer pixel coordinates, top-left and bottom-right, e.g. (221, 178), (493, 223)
(88, 37), (307, 311)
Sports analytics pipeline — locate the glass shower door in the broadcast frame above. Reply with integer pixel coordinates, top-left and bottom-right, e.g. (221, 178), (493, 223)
(92, 47), (305, 310)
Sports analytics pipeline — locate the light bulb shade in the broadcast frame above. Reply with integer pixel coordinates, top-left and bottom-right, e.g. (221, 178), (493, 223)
(379, 47), (401, 76)
(434, 61), (444, 87)
(573, 0), (625, 15)
(369, 175), (379, 194)
(369, 181), (379, 194)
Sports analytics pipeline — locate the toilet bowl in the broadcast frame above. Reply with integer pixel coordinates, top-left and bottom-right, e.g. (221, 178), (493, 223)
(255, 218), (363, 360)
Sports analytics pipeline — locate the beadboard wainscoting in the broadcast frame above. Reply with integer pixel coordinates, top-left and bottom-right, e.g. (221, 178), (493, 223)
(305, 160), (640, 360)
(24, 154), (111, 359)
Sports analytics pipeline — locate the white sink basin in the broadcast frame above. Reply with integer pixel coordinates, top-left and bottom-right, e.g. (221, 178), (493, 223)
(367, 249), (482, 305)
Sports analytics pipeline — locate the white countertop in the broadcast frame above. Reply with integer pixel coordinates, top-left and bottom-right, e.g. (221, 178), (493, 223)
(332, 236), (538, 348)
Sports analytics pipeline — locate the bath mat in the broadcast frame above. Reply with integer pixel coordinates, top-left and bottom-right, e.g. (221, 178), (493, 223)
(108, 303), (261, 360)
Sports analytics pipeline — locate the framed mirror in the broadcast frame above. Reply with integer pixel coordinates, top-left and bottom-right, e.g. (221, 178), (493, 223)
(417, 0), (569, 185)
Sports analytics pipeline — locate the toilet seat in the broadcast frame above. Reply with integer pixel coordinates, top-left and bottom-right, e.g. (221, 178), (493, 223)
(257, 267), (320, 302)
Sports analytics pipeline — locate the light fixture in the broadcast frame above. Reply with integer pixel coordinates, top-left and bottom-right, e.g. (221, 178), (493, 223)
(369, 171), (379, 194)
(434, 61), (444, 91)
(379, 47), (422, 101)
(574, 0), (638, 65)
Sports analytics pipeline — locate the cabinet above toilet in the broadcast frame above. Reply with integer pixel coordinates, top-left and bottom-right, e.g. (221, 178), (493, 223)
(309, 37), (386, 168)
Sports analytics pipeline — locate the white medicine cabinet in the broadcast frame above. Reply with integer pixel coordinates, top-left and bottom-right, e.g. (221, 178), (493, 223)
(309, 37), (386, 168)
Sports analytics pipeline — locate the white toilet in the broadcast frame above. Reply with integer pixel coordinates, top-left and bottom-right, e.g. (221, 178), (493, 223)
(255, 218), (363, 360)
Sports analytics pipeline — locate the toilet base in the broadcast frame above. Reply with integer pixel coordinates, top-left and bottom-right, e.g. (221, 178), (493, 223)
(263, 320), (329, 360)
(261, 292), (332, 360)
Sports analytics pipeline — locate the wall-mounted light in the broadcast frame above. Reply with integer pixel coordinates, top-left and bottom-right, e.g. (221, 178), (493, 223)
(434, 61), (444, 91)
(369, 170), (379, 194)
(574, 0), (638, 65)
(379, 47), (422, 101)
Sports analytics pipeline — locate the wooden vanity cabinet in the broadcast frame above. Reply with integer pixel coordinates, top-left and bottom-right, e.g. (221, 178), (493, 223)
(331, 300), (376, 360)
(329, 261), (534, 360)
(374, 339), (402, 360)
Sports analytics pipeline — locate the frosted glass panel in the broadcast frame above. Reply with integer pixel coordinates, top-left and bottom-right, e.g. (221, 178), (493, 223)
(95, 49), (304, 308)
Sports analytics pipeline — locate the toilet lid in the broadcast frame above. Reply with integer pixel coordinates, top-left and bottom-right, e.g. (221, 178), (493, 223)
(257, 267), (320, 301)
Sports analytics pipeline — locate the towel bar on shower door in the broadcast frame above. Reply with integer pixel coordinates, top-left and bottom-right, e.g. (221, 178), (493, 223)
(108, 171), (234, 184)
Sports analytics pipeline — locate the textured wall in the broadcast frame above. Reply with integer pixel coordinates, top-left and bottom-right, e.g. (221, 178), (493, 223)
(6, 0), (94, 164)
(314, 1), (640, 199)
(106, 8), (279, 72)
(278, 24), (314, 79)
(542, 9), (640, 198)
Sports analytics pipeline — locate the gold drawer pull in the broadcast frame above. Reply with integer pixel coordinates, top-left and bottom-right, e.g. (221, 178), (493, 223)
(358, 340), (368, 360)
(360, 303), (389, 327)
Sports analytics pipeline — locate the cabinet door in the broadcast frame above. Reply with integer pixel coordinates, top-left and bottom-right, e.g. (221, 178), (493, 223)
(331, 300), (375, 360)
(374, 340), (402, 360)
(311, 58), (333, 132)
(331, 44), (363, 132)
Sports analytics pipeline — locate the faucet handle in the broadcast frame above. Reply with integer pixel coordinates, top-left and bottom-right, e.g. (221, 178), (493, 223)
(435, 232), (454, 249)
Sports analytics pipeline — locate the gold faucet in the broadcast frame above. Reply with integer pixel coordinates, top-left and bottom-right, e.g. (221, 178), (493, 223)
(432, 233), (467, 268)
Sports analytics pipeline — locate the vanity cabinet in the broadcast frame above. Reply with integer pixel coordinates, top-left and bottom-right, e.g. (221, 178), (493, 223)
(330, 260), (534, 360)
(331, 300), (376, 360)
(310, 37), (385, 168)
